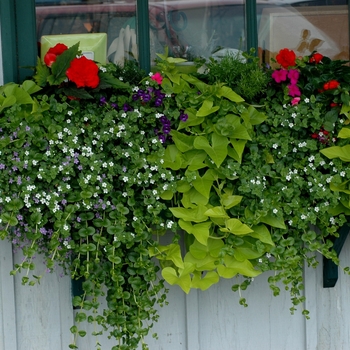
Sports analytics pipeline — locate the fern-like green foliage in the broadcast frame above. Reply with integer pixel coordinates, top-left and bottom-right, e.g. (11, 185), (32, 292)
(200, 49), (270, 103)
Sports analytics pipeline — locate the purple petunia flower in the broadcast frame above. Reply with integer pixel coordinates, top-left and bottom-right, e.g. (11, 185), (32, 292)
(100, 96), (107, 105)
(180, 113), (188, 122)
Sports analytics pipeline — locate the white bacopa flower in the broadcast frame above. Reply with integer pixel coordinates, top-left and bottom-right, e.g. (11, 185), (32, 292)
(99, 66), (107, 72)
(272, 143), (278, 149)
(340, 171), (346, 177)
(304, 98), (310, 103)
(314, 207), (319, 212)
(67, 111), (73, 116)
(140, 147), (145, 153)
(286, 175), (291, 181)
(289, 123), (294, 128)
(291, 113), (297, 118)
(123, 176), (128, 182)
(273, 208), (278, 214)
(167, 221), (174, 228)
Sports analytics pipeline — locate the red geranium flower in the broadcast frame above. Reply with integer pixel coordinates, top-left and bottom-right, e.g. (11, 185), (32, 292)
(276, 48), (296, 69)
(323, 80), (340, 90)
(66, 56), (100, 89)
(44, 43), (68, 67)
(47, 43), (68, 56)
(309, 53), (323, 64)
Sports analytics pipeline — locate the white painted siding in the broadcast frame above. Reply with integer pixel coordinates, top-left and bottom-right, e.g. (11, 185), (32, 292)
(1, 236), (350, 350)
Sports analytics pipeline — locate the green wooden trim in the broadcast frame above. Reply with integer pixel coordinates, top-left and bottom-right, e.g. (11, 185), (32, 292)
(136, 0), (150, 73)
(0, 0), (36, 83)
(245, 0), (258, 54)
(15, 0), (37, 82)
(0, 0), (18, 83)
(323, 223), (349, 288)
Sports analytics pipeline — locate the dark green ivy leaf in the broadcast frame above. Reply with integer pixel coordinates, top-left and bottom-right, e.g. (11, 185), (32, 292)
(48, 42), (80, 86)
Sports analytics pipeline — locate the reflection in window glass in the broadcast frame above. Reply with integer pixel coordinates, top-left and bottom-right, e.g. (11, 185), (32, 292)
(35, 0), (137, 64)
(257, 0), (349, 63)
(35, 0), (247, 65)
(148, 1), (245, 62)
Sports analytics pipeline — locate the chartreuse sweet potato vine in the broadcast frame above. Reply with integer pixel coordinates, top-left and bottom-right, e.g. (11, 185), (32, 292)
(150, 54), (272, 298)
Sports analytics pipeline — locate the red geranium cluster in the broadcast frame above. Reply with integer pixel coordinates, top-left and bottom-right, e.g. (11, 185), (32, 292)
(66, 56), (100, 89)
(323, 80), (340, 91)
(44, 43), (68, 67)
(276, 48), (296, 69)
(309, 52), (324, 64)
(43, 43), (100, 89)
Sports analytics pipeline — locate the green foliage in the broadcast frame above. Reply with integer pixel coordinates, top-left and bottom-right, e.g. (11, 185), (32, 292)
(199, 49), (271, 103)
(1, 44), (350, 349)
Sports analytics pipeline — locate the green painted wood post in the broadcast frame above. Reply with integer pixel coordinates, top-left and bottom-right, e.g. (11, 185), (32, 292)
(136, 0), (150, 73)
(245, 0), (258, 54)
(0, 0), (18, 83)
(0, 0), (37, 83)
(16, 0), (37, 82)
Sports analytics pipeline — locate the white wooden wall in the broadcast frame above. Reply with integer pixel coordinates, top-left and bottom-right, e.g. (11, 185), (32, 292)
(1, 236), (350, 350)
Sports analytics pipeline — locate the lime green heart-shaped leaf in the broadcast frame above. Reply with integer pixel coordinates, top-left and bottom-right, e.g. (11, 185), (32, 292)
(190, 238), (224, 259)
(250, 225), (275, 246)
(179, 219), (212, 245)
(170, 205), (208, 222)
(196, 99), (220, 117)
(222, 218), (253, 235)
(184, 252), (217, 271)
(217, 256), (261, 278)
(191, 271), (220, 290)
(217, 85), (244, 103)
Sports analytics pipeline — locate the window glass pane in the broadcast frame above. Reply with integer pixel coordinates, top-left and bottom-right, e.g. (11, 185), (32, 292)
(148, 0), (245, 63)
(257, 0), (349, 63)
(35, 0), (137, 64)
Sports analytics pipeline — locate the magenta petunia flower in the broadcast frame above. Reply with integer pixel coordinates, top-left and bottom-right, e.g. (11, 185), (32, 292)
(151, 72), (163, 84)
(288, 69), (299, 85)
(288, 84), (301, 97)
(272, 69), (288, 83)
(291, 97), (300, 106)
